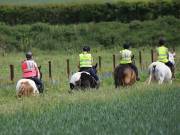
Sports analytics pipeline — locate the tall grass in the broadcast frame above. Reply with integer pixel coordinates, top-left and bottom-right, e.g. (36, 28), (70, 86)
(0, 84), (179, 134)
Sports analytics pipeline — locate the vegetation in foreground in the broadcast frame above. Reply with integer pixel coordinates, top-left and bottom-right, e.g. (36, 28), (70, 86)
(0, 84), (179, 135)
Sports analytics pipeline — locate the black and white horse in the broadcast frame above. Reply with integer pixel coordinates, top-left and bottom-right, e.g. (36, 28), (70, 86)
(69, 64), (99, 90)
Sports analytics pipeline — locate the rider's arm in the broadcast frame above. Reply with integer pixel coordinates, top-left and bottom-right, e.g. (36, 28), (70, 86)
(34, 62), (40, 79)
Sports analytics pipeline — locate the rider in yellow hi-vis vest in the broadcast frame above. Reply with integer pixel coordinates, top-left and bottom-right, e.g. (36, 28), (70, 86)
(120, 43), (140, 81)
(79, 46), (99, 82)
(156, 38), (175, 78)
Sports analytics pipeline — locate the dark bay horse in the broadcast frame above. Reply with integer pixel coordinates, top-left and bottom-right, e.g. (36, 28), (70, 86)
(114, 64), (136, 88)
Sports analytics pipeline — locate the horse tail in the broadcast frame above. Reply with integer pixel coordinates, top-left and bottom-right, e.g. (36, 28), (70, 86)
(152, 65), (156, 74)
(70, 83), (75, 90)
(124, 68), (135, 85)
(18, 81), (33, 97)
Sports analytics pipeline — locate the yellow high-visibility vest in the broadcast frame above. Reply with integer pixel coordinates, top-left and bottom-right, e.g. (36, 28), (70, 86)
(79, 52), (92, 67)
(157, 46), (168, 63)
(120, 49), (132, 64)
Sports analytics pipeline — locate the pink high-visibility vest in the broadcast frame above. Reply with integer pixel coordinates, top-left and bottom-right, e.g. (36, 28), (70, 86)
(22, 60), (38, 78)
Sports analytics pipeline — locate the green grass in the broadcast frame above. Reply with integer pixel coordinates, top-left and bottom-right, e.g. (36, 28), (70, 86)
(0, 49), (179, 134)
(0, 84), (179, 134)
(0, 0), (172, 5)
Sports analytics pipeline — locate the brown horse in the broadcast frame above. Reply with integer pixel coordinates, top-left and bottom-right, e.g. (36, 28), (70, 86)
(114, 64), (136, 88)
(16, 79), (39, 98)
(16, 66), (42, 98)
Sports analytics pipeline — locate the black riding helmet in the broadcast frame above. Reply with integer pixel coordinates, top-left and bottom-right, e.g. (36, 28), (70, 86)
(83, 46), (90, 52)
(123, 43), (130, 49)
(159, 37), (166, 45)
(26, 51), (33, 59)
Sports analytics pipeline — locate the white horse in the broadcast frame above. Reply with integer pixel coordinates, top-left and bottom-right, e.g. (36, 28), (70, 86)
(148, 61), (172, 85)
(16, 79), (39, 98)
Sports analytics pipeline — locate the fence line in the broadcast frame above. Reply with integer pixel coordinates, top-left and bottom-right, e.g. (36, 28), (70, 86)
(9, 64), (14, 82)
(66, 59), (70, 79)
(6, 50), (178, 81)
(48, 61), (52, 80)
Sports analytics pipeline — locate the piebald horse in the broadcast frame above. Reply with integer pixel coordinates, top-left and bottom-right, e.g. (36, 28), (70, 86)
(114, 64), (136, 88)
(69, 64), (99, 90)
(16, 66), (42, 98)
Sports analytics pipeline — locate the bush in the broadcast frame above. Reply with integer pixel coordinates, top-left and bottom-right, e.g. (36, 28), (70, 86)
(0, 1), (180, 25)
(0, 16), (180, 52)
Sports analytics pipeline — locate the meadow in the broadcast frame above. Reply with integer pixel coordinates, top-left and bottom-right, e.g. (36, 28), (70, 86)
(0, 48), (179, 134)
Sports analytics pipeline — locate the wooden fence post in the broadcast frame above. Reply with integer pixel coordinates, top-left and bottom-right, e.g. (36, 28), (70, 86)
(139, 51), (142, 70)
(113, 54), (116, 70)
(98, 56), (101, 72)
(9, 64), (14, 81)
(66, 59), (70, 79)
(48, 61), (52, 80)
(151, 49), (154, 62)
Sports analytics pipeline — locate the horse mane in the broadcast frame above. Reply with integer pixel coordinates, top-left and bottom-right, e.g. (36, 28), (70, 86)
(18, 81), (34, 97)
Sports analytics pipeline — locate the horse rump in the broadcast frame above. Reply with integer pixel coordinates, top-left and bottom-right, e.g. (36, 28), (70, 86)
(80, 72), (97, 89)
(114, 64), (136, 88)
(18, 81), (34, 97)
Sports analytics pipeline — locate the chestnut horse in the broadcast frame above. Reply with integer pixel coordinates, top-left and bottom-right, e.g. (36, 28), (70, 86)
(16, 79), (39, 98)
(16, 66), (42, 98)
(114, 64), (136, 88)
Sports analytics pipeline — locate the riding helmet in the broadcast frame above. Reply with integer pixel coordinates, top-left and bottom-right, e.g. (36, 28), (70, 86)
(83, 46), (90, 52)
(159, 37), (166, 45)
(26, 51), (33, 59)
(123, 43), (130, 49)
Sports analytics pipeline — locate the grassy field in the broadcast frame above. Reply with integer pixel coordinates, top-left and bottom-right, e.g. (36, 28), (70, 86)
(0, 0), (172, 5)
(0, 49), (179, 134)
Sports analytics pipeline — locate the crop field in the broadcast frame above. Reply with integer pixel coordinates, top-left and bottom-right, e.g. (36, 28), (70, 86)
(0, 48), (179, 134)
(0, 0), (172, 5)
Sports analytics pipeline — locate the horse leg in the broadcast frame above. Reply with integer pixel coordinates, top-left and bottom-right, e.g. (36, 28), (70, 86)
(169, 80), (172, 84)
(158, 77), (164, 84)
(148, 75), (152, 85)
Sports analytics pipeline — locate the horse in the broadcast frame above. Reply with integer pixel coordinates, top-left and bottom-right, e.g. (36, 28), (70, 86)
(16, 66), (42, 98)
(148, 61), (172, 85)
(114, 64), (136, 88)
(69, 64), (99, 90)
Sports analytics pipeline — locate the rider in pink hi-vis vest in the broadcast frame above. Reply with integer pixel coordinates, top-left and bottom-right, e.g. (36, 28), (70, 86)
(21, 60), (39, 78)
(21, 51), (43, 93)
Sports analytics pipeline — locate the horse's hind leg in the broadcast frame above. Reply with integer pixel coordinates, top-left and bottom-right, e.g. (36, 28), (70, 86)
(158, 78), (164, 84)
(169, 80), (172, 84)
(148, 75), (152, 85)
